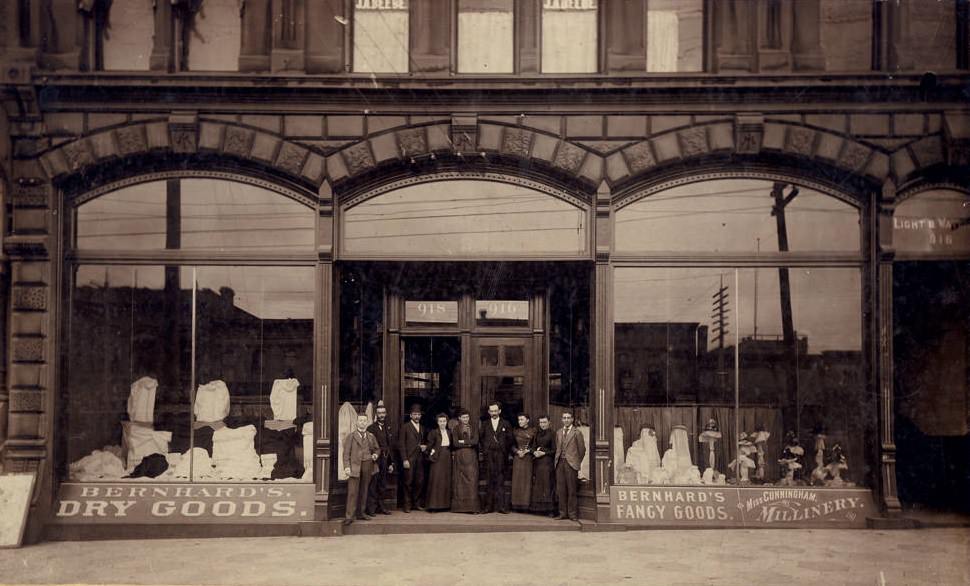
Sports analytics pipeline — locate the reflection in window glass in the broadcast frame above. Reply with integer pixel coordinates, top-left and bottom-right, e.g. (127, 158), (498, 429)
(405, 300), (459, 325)
(893, 189), (970, 255)
(339, 267), (384, 405)
(541, 0), (598, 73)
(187, 0), (242, 71)
(896, 0), (956, 71)
(820, 0), (872, 72)
(614, 179), (860, 253)
(613, 266), (866, 488)
(76, 181), (167, 250)
(354, 0), (410, 73)
(475, 300), (529, 324)
(343, 180), (588, 257)
(458, 0), (514, 73)
(179, 179), (315, 253)
(647, 0), (703, 72)
(103, 0), (154, 71)
(67, 265), (314, 483)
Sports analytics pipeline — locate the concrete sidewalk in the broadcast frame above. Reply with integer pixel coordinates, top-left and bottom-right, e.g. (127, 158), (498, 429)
(1, 528), (968, 586)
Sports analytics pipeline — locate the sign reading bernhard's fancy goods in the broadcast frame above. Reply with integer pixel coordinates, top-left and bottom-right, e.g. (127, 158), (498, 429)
(55, 483), (315, 524)
(610, 486), (874, 528)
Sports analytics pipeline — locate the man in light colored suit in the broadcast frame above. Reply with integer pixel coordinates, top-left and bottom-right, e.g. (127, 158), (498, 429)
(554, 410), (586, 521)
(343, 413), (380, 526)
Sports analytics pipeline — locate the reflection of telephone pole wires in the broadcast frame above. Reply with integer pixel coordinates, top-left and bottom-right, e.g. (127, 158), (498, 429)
(712, 275), (731, 391)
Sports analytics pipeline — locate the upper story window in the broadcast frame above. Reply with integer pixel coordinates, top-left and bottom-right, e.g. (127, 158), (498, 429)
(353, 0), (411, 73)
(458, 0), (515, 73)
(541, 0), (599, 73)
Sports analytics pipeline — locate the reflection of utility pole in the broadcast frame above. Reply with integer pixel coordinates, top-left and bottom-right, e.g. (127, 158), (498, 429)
(712, 275), (730, 392)
(771, 182), (799, 427)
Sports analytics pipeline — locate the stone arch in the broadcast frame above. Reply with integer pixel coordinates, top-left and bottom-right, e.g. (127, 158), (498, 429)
(37, 118), (328, 193)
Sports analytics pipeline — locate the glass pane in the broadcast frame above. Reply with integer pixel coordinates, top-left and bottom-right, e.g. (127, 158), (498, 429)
(549, 267), (590, 408)
(405, 301), (459, 325)
(191, 266), (315, 481)
(893, 189), (970, 255)
(187, 0), (242, 71)
(354, 0), (410, 73)
(820, 0), (872, 72)
(339, 267), (384, 406)
(541, 0), (598, 73)
(67, 265), (191, 482)
(480, 375), (524, 424)
(480, 346), (499, 367)
(403, 337), (461, 428)
(343, 180), (588, 256)
(76, 180), (167, 250)
(647, 0), (703, 72)
(458, 0), (514, 73)
(504, 345), (524, 367)
(180, 179), (315, 253)
(615, 179), (860, 253)
(737, 268), (866, 488)
(475, 300), (529, 325)
(103, 0), (154, 71)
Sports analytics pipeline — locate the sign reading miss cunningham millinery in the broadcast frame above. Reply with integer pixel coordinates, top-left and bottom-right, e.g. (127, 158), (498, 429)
(610, 486), (874, 528)
(55, 483), (315, 524)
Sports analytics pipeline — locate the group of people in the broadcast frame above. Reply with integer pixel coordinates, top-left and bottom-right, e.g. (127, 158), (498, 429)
(342, 401), (586, 525)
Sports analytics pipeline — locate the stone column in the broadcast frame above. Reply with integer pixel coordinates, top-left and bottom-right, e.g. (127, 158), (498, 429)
(315, 182), (335, 519)
(272, 0), (306, 71)
(591, 181), (614, 521)
(306, 0), (346, 73)
(604, 0), (646, 72)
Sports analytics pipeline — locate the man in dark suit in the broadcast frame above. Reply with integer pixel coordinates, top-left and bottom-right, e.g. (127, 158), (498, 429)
(397, 404), (428, 512)
(366, 404), (395, 516)
(554, 410), (586, 521)
(343, 413), (380, 526)
(478, 401), (513, 514)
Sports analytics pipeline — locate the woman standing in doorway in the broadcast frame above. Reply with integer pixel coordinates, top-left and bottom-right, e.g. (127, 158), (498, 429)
(529, 414), (556, 516)
(451, 408), (480, 513)
(511, 413), (536, 512)
(425, 413), (453, 511)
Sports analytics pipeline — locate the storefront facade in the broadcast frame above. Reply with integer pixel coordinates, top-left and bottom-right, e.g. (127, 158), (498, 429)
(0, 0), (967, 541)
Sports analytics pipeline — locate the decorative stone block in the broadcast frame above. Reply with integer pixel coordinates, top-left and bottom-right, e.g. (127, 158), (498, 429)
(284, 115), (324, 137)
(12, 313), (46, 336)
(9, 363), (45, 388)
(804, 114), (847, 133)
(565, 116), (603, 138)
(605, 152), (631, 182)
(761, 123), (786, 150)
(114, 126), (148, 156)
(578, 155), (603, 183)
(621, 142), (656, 173)
(250, 133), (282, 162)
(170, 123), (198, 154)
(13, 263), (49, 284)
(326, 153), (349, 182)
(12, 209), (47, 233)
(865, 152), (891, 180)
(735, 114), (764, 155)
(396, 128), (428, 157)
(909, 136), (945, 168)
(678, 127), (710, 157)
(302, 153), (326, 184)
(12, 337), (44, 362)
(476, 124), (501, 152)
(87, 113), (127, 131)
(370, 133), (399, 163)
(708, 123), (734, 151)
(13, 287), (46, 310)
(553, 142), (586, 174)
(46, 112), (84, 135)
(785, 127), (816, 157)
(607, 116), (647, 138)
(327, 116), (364, 137)
(815, 133), (844, 161)
(850, 114), (891, 136)
(530, 134), (558, 163)
(7, 412), (41, 439)
(522, 116), (562, 135)
(39, 150), (68, 178)
(426, 125), (451, 151)
(650, 115), (691, 134)
(9, 389), (43, 412)
(501, 128), (534, 158)
(241, 115), (282, 133)
(198, 122), (224, 151)
(367, 116), (407, 134)
(651, 133), (681, 162)
(11, 183), (48, 208)
(838, 141), (871, 171)
(893, 114), (924, 136)
(89, 131), (118, 159)
(274, 143), (309, 175)
(223, 126), (255, 157)
(60, 140), (95, 171)
(341, 142), (376, 175)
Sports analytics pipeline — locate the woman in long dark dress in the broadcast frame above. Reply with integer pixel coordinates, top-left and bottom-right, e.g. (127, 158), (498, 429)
(451, 409), (480, 513)
(511, 413), (536, 512)
(529, 414), (556, 516)
(425, 413), (452, 511)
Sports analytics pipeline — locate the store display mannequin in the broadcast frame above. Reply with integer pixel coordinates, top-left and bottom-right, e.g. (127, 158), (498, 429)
(823, 442), (852, 487)
(337, 402), (358, 481)
(269, 378), (299, 421)
(578, 422), (591, 481)
(777, 431), (805, 486)
(194, 380), (231, 423)
(121, 376), (172, 470)
(751, 425), (770, 482)
(810, 428), (828, 485)
(301, 421), (314, 481)
(662, 425), (701, 485)
(728, 433), (756, 484)
(625, 426), (661, 484)
(698, 418), (722, 472)
(613, 426), (625, 483)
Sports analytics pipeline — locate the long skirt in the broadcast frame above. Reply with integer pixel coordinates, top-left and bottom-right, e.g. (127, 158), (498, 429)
(451, 447), (480, 513)
(511, 454), (533, 510)
(426, 446), (452, 510)
(530, 455), (555, 514)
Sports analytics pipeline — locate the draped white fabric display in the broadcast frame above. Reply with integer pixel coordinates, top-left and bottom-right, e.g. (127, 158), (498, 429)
(195, 380), (231, 422)
(69, 449), (126, 481)
(127, 376), (158, 423)
(578, 425), (591, 481)
(626, 428), (662, 484)
(269, 378), (299, 421)
(212, 425), (262, 479)
(301, 422), (314, 481)
(336, 402), (358, 481)
(122, 422), (172, 470)
(612, 427), (625, 483)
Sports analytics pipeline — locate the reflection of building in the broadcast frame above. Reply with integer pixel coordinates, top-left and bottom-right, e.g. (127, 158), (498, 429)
(0, 1), (967, 539)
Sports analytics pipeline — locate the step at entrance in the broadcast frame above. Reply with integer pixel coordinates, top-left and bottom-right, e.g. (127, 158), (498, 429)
(342, 511), (581, 535)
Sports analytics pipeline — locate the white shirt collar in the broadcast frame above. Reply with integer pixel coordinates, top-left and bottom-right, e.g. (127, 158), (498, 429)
(491, 418), (499, 431)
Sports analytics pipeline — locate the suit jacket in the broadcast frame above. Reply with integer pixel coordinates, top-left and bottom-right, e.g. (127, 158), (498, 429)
(478, 418), (513, 455)
(555, 426), (586, 471)
(367, 420), (395, 459)
(343, 429), (380, 478)
(426, 428), (454, 463)
(397, 420), (428, 464)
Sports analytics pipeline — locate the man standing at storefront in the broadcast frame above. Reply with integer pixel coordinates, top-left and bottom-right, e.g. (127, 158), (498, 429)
(343, 413), (380, 526)
(554, 411), (585, 521)
(479, 401), (513, 514)
(366, 403), (395, 516)
(398, 404), (428, 512)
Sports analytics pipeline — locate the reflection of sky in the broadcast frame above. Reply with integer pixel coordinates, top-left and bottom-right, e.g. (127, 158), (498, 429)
(75, 265), (314, 320)
(614, 267), (861, 353)
(615, 179), (860, 253)
(343, 180), (587, 255)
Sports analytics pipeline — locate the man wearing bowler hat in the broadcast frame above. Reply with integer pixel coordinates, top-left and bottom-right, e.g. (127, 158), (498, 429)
(397, 403), (428, 512)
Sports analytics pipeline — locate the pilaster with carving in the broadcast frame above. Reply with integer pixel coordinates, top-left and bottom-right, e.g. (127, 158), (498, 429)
(315, 181), (335, 518)
(591, 181), (614, 521)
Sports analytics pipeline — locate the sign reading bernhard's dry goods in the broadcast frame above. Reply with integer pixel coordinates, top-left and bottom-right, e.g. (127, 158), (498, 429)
(55, 483), (315, 524)
(610, 486), (874, 528)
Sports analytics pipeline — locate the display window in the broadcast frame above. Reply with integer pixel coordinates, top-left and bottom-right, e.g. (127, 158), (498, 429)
(64, 177), (316, 484)
(612, 178), (868, 490)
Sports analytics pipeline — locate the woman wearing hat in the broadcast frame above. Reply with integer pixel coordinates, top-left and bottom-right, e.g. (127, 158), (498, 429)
(451, 408), (480, 513)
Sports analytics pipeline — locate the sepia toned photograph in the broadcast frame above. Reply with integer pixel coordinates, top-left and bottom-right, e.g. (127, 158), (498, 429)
(0, 1), (968, 585)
